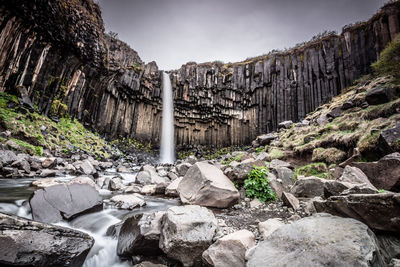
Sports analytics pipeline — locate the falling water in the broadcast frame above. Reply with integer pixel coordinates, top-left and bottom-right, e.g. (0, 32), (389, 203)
(160, 72), (175, 164)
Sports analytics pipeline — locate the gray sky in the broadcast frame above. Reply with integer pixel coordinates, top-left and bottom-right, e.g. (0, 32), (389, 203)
(98, 0), (385, 71)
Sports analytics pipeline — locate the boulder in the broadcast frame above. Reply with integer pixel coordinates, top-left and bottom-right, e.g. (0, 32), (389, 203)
(108, 176), (124, 191)
(327, 107), (343, 118)
(136, 165), (170, 185)
(202, 229), (255, 267)
(11, 159), (31, 173)
(338, 165), (376, 190)
(379, 124), (400, 155)
(32, 178), (61, 188)
(258, 218), (285, 239)
(281, 192), (300, 210)
(42, 157), (56, 168)
(247, 213), (385, 267)
(176, 162), (192, 176)
(323, 180), (353, 198)
(40, 169), (58, 177)
(0, 212), (93, 266)
(30, 184), (102, 223)
(365, 85), (396, 105)
(159, 205), (218, 266)
(352, 152), (400, 192)
(255, 133), (276, 146)
(75, 159), (97, 176)
(313, 193), (400, 233)
(178, 162), (239, 208)
(110, 194), (145, 210)
(269, 159), (292, 169)
(165, 177), (183, 196)
(224, 159), (266, 183)
(0, 150), (18, 166)
(68, 176), (96, 188)
(278, 120), (293, 129)
(186, 155), (197, 165)
(290, 176), (326, 198)
(117, 212), (164, 257)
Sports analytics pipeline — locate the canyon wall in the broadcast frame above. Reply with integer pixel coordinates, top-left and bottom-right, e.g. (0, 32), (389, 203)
(0, 0), (163, 145)
(170, 2), (400, 148)
(0, 0), (400, 149)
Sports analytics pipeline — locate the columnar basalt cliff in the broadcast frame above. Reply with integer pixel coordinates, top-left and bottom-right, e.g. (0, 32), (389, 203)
(0, 0), (400, 149)
(170, 2), (400, 148)
(0, 0), (163, 144)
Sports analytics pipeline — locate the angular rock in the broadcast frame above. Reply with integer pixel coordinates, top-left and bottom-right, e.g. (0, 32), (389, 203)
(11, 159), (30, 173)
(352, 152), (400, 192)
(365, 85), (396, 105)
(338, 165), (376, 189)
(40, 169), (58, 177)
(178, 162), (239, 208)
(110, 194), (145, 210)
(323, 180), (353, 198)
(255, 133), (276, 146)
(165, 177), (183, 197)
(30, 184), (103, 223)
(117, 212), (164, 257)
(42, 157), (56, 168)
(269, 159), (292, 169)
(202, 229), (255, 267)
(68, 176), (96, 188)
(0, 212), (93, 266)
(159, 205), (218, 266)
(327, 107), (343, 118)
(290, 176), (326, 198)
(32, 178), (61, 188)
(176, 162), (192, 176)
(0, 150), (18, 166)
(108, 176), (124, 191)
(258, 218), (285, 239)
(224, 159), (266, 183)
(281, 192), (300, 210)
(247, 213), (385, 267)
(141, 184), (166, 195)
(75, 159), (97, 176)
(314, 193), (400, 233)
(278, 120), (293, 129)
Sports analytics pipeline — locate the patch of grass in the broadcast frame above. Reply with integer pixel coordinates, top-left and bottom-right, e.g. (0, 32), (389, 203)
(222, 153), (244, 165)
(294, 162), (329, 179)
(311, 147), (347, 164)
(268, 147), (284, 159)
(255, 146), (265, 154)
(11, 138), (43, 156)
(244, 166), (277, 203)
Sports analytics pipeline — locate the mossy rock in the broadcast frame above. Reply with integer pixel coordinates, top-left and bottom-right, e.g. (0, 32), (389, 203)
(311, 147), (347, 164)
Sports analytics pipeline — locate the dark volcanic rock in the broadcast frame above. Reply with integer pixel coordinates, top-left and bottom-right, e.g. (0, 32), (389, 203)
(365, 86), (396, 105)
(30, 184), (103, 223)
(0, 212), (93, 266)
(378, 124), (400, 156)
(313, 193), (400, 233)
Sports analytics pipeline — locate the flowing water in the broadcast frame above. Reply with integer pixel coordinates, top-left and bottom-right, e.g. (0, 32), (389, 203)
(160, 72), (175, 164)
(0, 173), (180, 267)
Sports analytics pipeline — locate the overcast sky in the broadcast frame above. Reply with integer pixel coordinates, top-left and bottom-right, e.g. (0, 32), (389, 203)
(98, 0), (386, 71)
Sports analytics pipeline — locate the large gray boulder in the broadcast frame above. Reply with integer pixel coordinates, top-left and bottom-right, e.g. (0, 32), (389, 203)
(0, 150), (18, 166)
(202, 229), (255, 267)
(290, 176), (326, 198)
(0, 212), (93, 266)
(224, 159), (266, 183)
(313, 193), (400, 233)
(247, 213), (385, 267)
(159, 205), (218, 266)
(117, 212), (164, 257)
(109, 194), (145, 210)
(30, 184), (102, 223)
(255, 133), (276, 146)
(338, 165), (376, 190)
(178, 162), (239, 208)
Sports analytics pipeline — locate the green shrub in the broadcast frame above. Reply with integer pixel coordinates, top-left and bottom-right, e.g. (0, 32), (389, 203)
(372, 34), (400, 81)
(244, 166), (277, 202)
(222, 153), (244, 165)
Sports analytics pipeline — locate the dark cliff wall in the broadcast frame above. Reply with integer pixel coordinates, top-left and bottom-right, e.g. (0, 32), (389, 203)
(0, 0), (163, 144)
(170, 2), (400, 149)
(0, 0), (400, 150)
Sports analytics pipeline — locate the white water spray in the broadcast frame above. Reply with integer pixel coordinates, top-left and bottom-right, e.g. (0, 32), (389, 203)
(160, 72), (175, 164)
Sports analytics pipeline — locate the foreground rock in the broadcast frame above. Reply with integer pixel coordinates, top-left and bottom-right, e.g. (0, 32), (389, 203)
(247, 213), (385, 266)
(117, 212), (164, 257)
(202, 229), (255, 267)
(313, 193), (400, 233)
(0, 212), (93, 266)
(30, 184), (103, 223)
(258, 218), (285, 239)
(159, 205), (218, 266)
(136, 165), (170, 186)
(178, 162), (239, 208)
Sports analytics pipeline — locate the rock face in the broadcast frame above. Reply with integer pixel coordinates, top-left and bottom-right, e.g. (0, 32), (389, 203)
(177, 162), (240, 208)
(30, 184), (103, 223)
(313, 193), (400, 233)
(202, 229), (255, 267)
(0, 212), (94, 266)
(0, 1), (399, 148)
(247, 213), (385, 267)
(159, 205), (218, 266)
(117, 212), (164, 257)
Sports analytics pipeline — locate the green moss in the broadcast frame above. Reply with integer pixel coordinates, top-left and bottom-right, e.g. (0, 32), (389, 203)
(294, 162), (329, 179)
(11, 138), (43, 156)
(222, 153), (245, 165)
(268, 147), (284, 159)
(372, 34), (400, 81)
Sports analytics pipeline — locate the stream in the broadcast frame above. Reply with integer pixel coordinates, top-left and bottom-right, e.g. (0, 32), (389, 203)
(0, 171), (180, 267)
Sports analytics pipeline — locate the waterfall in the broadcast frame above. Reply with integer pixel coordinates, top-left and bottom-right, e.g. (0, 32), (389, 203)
(160, 72), (175, 164)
